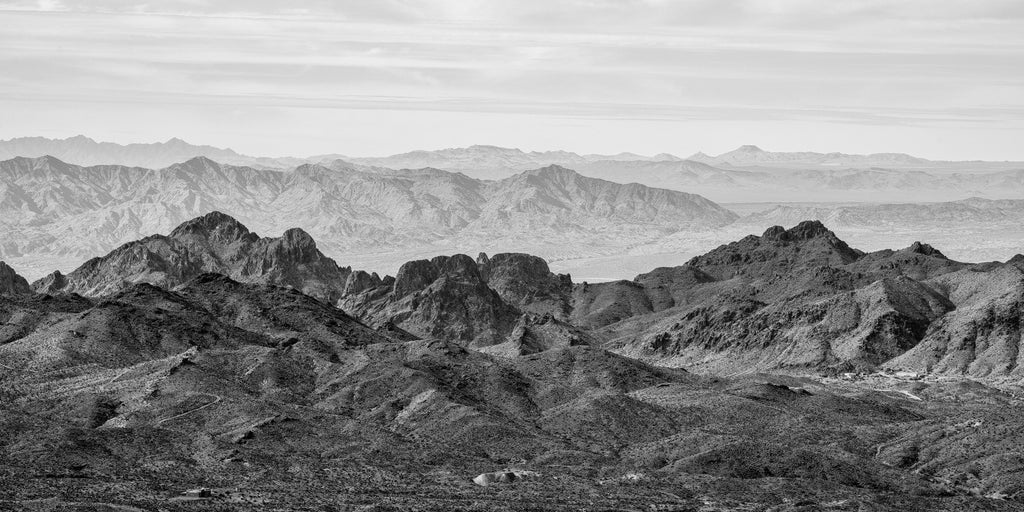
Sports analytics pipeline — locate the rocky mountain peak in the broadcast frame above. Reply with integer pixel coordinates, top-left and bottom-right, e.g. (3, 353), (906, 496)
(761, 225), (787, 239)
(168, 211), (255, 244)
(480, 253), (572, 317)
(342, 270), (382, 295)
(688, 220), (863, 281)
(761, 220), (841, 242)
(259, 227), (332, 270)
(904, 241), (946, 258)
(521, 164), (578, 179)
(34, 212), (349, 302)
(780, 220), (834, 240)
(183, 155), (218, 166)
(0, 261), (31, 295)
(393, 259), (441, 298)
(31, 270), (67, 294)
(281, 227), (316, 248)
(34, 154), (69, 167)
(480, 253), (554, 282)
(430, 254), (481, 281)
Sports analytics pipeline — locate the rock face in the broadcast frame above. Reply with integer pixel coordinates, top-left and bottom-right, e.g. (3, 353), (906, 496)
(687, 221), (863, 282)
(478, 252), (573, 318)
(0, 261), (31, 295)
(32, 270), (68, 294)
(32, 211), (351, 302)
(586, 222), (979, 374)
(339, 252), (591, 350)
(342, 254), (521, 347)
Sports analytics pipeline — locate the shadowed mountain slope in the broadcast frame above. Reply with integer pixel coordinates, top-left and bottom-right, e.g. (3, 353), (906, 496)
(0, 261), (31, 295)
(31, 211), (351, 302)
(5, 271), (1024, 510)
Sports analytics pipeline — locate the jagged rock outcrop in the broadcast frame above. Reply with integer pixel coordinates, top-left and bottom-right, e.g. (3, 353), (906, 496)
(688, 221), (863, 283)
(0, 261), (31, 295)
(342, 270), (382, 296)
(479, 253), (573, 318)
(32, 270), (68, 294)
(31, 211), (351, 302)
(341, 254), (521, 347)
(849, 242), (967, 281)
(22, 213), (1024, 378)
(600, 221), (974, 374)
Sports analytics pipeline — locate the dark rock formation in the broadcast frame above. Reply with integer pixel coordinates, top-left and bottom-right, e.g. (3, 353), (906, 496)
(479, 252), (573, 318)
(31, 211), (351, 303)
(32, 270), (67, 294)
(343, 254), (520, 347)
(0, 261), (31, 295)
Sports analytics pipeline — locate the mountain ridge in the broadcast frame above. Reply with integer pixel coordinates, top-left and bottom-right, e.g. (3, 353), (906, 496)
(16, 211), (1024, 381)
(0, 155), (738, 280)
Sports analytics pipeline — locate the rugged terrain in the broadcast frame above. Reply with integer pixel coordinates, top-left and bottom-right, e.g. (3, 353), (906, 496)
(4, 215), (1024, 509)
(5, 140), (1024, 284)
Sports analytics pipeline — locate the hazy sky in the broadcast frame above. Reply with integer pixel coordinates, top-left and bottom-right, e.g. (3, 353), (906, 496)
(1, 0), (1023, 159)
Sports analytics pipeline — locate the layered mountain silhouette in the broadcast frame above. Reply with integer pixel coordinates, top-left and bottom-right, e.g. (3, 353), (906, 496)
(0, 156), (737, 279)
(688, 144), (932, 168)
(7, 138), (1024, 205)
(0, 135), (298, 169)
(31, 211), (351, 301)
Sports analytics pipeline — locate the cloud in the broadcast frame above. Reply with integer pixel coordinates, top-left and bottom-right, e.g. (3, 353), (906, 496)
(0, 1), (1022, 158)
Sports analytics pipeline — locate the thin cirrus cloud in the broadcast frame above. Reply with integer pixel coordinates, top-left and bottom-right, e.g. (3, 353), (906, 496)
(0, 0), (1022, 159)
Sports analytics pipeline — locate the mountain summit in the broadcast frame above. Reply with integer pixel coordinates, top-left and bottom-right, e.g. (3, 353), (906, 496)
(33, 212), (351, 301)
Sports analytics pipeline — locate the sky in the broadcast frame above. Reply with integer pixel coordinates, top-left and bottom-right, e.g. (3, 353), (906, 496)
(0, 0), (1023, 160)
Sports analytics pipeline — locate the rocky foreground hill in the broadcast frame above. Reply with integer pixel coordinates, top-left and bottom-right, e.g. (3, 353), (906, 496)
(4, 214), (1024, 509)
(21, 212), (1024, 380)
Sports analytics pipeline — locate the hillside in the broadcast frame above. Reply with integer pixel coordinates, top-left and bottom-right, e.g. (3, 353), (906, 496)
(25, 212), (1024, 382)
(4, 249), (1024, 509)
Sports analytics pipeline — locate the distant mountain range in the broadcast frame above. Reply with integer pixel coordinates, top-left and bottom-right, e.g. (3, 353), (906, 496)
(0, 155), (736, 279)
(0, 135), (304, 169)
(0, 136), (688, 176)
(5, 137), (1024, 203)
(687, 144), (933, 168)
